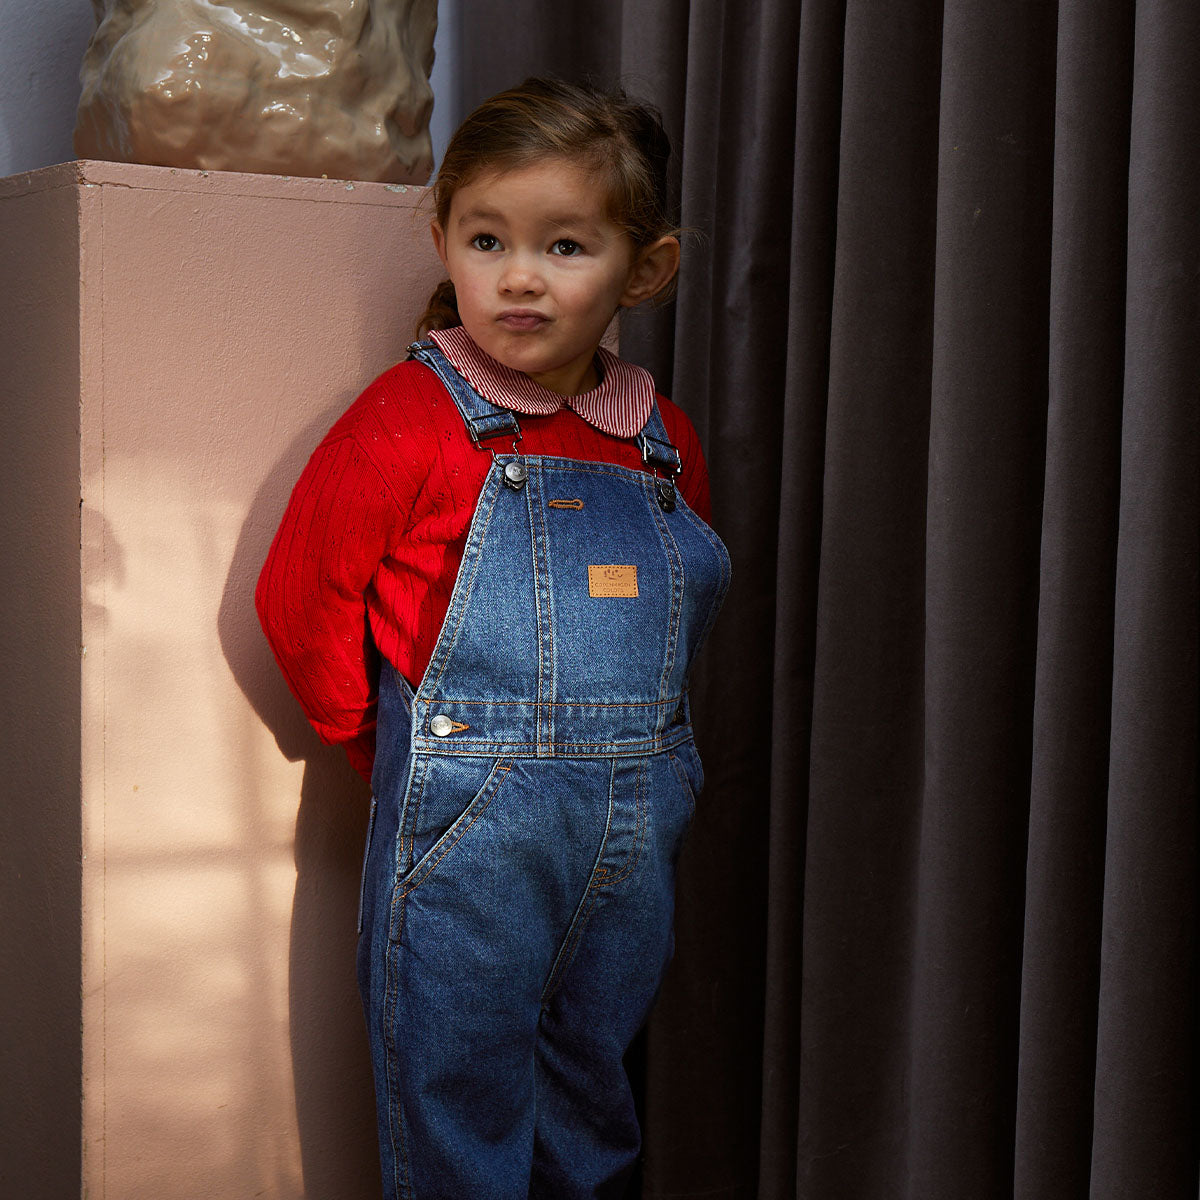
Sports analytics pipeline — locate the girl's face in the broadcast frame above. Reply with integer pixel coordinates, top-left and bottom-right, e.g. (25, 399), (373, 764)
(432, 157), (678, 396)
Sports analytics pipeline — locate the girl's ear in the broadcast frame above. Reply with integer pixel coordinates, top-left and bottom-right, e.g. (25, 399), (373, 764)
(619, 236), (681, 307)
(430, 220), (449, 270)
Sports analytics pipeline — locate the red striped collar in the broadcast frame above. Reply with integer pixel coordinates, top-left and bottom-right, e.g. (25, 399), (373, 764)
(428, 326), (655, 439)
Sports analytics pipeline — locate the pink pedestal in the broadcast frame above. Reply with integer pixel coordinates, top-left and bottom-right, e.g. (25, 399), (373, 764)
(0, 160), (444, 1199)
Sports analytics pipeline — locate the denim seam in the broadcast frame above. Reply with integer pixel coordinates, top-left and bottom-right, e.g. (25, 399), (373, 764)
(383, 754), (426, 1198)
(395, 669), (414, 715)
(539, 759), (617, 1007)
(382, 753), (421, 1196)
(422, 482), (496, 687)
(523, 462), (546, 751)
(396, 755), (431, 881)
(668, 752), (697, 821)
(648, 473), (685, 721)
(383, 900), (415, 1198)
(395, 759), (513, 901)
(528, 464), (555, 753)
(356, 797), (378, 936)
(540, 757), (650, 1009)
(541, 889), (602, 1010)
(536, 468), (557, 751)
(418, 472), (503, 702)
(411, 731), (690, 754)
(415, 695), (686, 710)
(507, 458), (664, 481)
(681, 504), (732, 652)
(592, 757), (648, 890)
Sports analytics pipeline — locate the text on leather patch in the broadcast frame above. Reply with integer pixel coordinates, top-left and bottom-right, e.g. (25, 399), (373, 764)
(588, 565), (638, 597)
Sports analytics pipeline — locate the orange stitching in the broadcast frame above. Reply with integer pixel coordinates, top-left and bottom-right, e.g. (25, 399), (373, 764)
(397, 763), (511, 899)
(418, 695), (685, 710)
(397, 757), (430, 874)
(548, 498), (584, 510)
(382, 902), (414, 1191)
(540, 889), (599, 1005)
(413, 734), (688, 751)
(593, 759), (648, 888)
(509, 458), (660, 481)
(423, 480), (502, 695)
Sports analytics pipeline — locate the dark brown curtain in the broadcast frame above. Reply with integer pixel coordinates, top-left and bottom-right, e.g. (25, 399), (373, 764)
(447, 1), (1200, 1195)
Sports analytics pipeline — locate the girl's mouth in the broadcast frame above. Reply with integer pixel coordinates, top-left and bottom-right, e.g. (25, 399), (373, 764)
(497, 309), (549, 331)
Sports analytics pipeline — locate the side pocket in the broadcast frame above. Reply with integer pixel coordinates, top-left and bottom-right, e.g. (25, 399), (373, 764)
(668, 739), (705, 819)
(394, 757), (513, 903)
(356, 796), (379, 936)
(668, 753), (698, 821)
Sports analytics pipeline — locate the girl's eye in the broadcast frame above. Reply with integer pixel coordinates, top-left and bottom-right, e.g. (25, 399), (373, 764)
(470, 234), (500, 251)
(551, 239), (583, 257)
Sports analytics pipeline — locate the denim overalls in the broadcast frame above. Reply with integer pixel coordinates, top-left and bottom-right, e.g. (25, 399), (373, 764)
(356, 342), (730, 1199)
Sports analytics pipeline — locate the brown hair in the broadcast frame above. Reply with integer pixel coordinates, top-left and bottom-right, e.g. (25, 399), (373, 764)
(415, 77), (676, 338)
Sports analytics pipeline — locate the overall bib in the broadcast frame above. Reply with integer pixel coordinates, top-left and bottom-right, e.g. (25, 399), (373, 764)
(357, 343), (730, 1199)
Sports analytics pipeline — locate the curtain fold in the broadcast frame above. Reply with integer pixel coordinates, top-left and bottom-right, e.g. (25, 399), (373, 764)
(451, 2), (1199, 1195)
(1089, 2), (1200, 1193)
(790, 4), (940, 1194)
(1014, 3), (1132, 1195)
(757, 4), (847, 1192)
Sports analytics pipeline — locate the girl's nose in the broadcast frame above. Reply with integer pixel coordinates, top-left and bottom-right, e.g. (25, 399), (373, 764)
(498, 253), (545, 296)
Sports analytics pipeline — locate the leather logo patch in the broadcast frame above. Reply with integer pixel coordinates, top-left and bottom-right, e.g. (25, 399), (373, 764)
(588, 565), (638, 597)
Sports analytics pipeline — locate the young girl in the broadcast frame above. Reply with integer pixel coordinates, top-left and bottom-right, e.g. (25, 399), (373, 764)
(256, 77), (730, 1199)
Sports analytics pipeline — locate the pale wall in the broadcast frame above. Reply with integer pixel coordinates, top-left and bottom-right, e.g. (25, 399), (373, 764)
(0, 159), (446, 1199)
(0, 0), (95, 176)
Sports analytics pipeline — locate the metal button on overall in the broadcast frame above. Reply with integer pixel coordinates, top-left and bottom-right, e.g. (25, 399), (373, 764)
(356, 341), (730, 1200)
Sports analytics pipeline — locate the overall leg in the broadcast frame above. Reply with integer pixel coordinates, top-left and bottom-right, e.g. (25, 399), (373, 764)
(363, 755), (619, 1200)
(530, 752), (696, 1199)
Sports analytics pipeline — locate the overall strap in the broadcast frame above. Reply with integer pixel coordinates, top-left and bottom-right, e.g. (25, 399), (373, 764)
(636, 401), (682, 477)
(408, 340), (521, 444)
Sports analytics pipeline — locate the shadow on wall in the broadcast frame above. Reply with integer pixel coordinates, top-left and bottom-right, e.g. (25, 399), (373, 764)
(0, 175), (88, 1197)
(217, 406), (382, 1200)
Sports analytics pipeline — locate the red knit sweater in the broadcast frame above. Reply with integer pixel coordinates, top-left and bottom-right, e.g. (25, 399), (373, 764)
(255, 357), (712, 781)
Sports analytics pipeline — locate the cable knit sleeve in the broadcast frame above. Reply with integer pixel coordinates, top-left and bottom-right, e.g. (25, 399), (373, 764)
(255, 392), (412, 783)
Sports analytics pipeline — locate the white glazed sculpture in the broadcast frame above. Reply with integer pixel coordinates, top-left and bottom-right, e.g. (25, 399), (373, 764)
(75, 0), (437, 183)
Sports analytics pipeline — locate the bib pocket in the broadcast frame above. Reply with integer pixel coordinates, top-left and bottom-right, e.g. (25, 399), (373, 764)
(393, 755), (513, 902)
